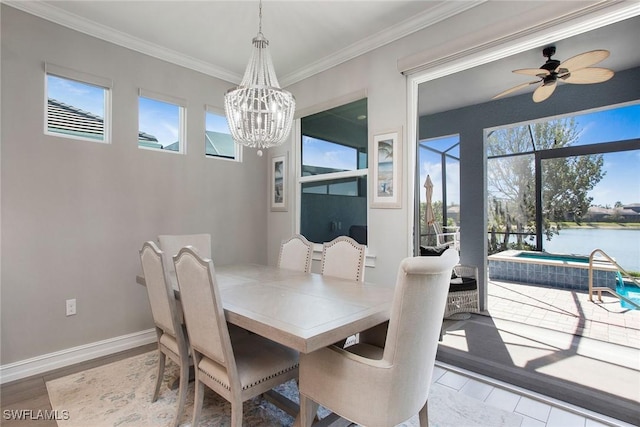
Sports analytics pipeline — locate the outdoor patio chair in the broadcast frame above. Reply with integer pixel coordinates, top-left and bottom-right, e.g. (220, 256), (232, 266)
(432, 223), (460, 251)
(444, 264), (479, 319)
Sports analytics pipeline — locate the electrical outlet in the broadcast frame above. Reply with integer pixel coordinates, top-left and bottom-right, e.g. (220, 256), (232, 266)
(66, 298), (77, 316)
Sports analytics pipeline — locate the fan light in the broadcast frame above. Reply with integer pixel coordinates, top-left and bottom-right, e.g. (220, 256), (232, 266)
(224, 0), (295, 150)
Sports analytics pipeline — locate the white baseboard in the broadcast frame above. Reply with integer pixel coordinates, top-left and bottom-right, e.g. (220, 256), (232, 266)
(0, 328), (156, 385)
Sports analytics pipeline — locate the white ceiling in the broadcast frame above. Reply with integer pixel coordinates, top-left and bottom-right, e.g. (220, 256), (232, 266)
(8, 1), (640, 116)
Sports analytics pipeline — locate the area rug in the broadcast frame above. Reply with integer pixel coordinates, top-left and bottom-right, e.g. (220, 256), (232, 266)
(47, 351), (522, 427)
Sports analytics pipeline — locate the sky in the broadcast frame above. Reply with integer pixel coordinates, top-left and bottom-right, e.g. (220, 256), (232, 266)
(49, 75), (638, 207)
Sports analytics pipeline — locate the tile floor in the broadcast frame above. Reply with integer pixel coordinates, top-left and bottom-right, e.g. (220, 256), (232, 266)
(433, 361), (635, 427)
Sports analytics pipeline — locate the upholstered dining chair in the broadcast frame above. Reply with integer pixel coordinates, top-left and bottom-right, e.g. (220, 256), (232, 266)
(157, 233), (211, 278)
(278, 234), (314, 273)
(139, 241), (190, 427)
(321, 235), (366, 282)
(173, 246), (299, 427)
(297, 248), (459, 427)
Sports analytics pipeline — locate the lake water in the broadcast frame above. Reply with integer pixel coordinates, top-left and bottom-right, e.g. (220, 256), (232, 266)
(543, 228), (640, 272)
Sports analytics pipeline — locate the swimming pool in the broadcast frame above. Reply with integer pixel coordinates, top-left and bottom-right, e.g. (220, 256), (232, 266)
(618, 282), (640, 309)
(488, 250), (618, 291)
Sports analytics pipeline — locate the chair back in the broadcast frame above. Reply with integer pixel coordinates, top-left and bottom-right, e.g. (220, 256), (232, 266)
(139, 241), (180, 337)
(382, 248), (459, 411)
(173, 247), (233, 369)
(158, 233), (212, 276)
(278, 234), (313, 273)
(321, 236), (366, 282)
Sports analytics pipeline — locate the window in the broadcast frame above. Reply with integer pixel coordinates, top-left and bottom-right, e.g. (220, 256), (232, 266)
(417, 135), (460, 247)
(138, 90), (185, 152)
(299, 98), (368, 244)
(486, 102), (640, 259)
(45, 64), (111, 143)
(205, 106), (239, 160)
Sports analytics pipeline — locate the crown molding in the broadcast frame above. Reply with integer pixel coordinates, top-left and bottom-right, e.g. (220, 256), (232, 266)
(4, 0), (242, 84)
(399, 0), (640, 80)
(4, 0), (483, 88)
(279, 1), (486, 87)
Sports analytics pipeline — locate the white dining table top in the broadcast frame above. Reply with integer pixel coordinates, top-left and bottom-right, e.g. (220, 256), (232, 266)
(137, 263), (395, 354)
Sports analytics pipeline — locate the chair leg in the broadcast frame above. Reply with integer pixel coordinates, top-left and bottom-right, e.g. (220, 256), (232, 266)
(173, 362), (189, 427)
(230, 400), (243, 427)
(191, 379), (204, 427)
(299, 394), (319, 427)
(419, 400), (429, 427)
(152, 351), (166, 402)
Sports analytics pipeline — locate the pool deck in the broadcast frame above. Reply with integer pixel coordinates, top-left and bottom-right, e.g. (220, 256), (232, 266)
(438, 278), (640, 424)
(487, 279), (639, 347)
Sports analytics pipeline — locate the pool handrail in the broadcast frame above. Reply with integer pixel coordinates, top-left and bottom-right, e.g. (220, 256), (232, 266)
(588, 248), (640, 309)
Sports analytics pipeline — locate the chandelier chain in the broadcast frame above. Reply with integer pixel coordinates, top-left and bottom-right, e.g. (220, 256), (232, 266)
(258, 0), (263, 35)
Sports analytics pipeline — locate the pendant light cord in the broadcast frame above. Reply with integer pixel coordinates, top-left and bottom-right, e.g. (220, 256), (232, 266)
(258, 0), (263, 35)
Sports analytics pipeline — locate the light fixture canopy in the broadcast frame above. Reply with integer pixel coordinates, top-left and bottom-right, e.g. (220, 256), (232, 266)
(224, 1), (295, 149)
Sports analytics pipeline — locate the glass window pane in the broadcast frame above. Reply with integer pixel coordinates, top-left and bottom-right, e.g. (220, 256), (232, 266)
(541, 150), (640, 270)
(205, 110), (236, 159)
(487, 103), (640, 154)
(302, 136), (358, 175)
(418, 135), (461, 247)
(46, 74), (106, 142)
(568, 104), (640, 146)
(138, 96), (181, 151)
(487, 154), (537, 253)
(301, 98), (368, 177)
(300, 177), (367, 244)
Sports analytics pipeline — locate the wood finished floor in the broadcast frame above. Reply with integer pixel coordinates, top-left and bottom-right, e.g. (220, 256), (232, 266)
(0, 343), (156, 427)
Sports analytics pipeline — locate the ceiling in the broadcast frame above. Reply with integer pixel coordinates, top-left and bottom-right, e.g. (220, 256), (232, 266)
(8, 1), (640, 117)
(419, 14), (640, 116)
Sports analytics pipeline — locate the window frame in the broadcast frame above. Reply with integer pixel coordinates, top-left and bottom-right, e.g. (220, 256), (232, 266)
(204, 105), (242, 162)
(44, 63), (112, 144)
(138, 88), (186, 154)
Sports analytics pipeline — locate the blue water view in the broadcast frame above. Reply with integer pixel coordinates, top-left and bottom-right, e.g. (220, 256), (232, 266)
(542, 228), (639, 272)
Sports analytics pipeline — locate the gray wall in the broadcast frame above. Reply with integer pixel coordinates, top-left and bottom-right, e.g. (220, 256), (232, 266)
(419, 66), (640, 308)
(2, 1), (633, 366)
(1, 6), (268, 364)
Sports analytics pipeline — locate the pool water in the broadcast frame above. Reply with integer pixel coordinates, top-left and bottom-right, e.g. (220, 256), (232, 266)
(617, 282), (640, 310)
(516, 252), (591, 263)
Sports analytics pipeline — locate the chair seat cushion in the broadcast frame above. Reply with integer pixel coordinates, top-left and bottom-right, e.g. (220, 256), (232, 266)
(420, 245), (449, 256)
(198, 333), (298, 391)
(449, 277), (477, 292)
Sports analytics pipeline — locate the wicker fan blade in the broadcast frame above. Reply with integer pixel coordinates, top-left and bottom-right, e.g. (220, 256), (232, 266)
(513, 68), (550, 78)
(558, 50), (609, 72)
(561, 67), (614, 84)
(532, 81), (556, 103)
(492, 81), (539, 100)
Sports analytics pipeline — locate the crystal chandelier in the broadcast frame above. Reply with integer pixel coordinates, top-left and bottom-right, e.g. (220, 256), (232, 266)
(224, 0), (295, 150)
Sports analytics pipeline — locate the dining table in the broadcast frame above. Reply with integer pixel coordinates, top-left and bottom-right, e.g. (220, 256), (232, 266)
(137, 263), (395, 426)
(137, 263), (395, 354)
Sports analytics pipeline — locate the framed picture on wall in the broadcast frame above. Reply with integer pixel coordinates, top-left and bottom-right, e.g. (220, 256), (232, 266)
(270, 152), (288, 211)
(371, 129), (402, 208)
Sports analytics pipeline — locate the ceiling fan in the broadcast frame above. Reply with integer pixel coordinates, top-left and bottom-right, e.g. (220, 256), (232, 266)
(493, 46), (614, 103)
